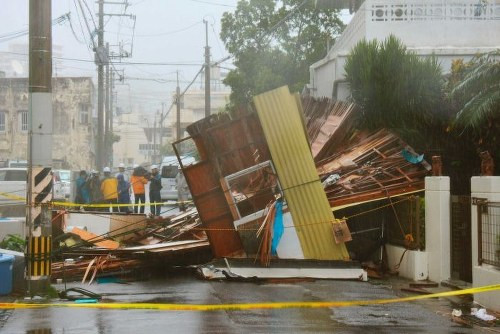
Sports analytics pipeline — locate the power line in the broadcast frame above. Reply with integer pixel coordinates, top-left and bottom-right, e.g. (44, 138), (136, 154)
(81, 0), (99, 36)
(160, 66), (204, 125)
(0, 51), (204, 66)
(133, 20), (203, 37)
(0, 13), (69, 43)
(189, 0), (236, 8)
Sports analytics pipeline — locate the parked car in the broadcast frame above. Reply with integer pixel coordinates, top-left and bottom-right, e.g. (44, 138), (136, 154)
(159, 156), (195, 201)
(53, 169), (71, 200)
(0, 168), (27, 217)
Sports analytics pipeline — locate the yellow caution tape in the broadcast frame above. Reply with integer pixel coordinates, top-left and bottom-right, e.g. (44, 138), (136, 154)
(49, 200), (193, 208)
(0, 191), (192, 208)
(1, 284), (499, 311)
(0, 191), (26, 201)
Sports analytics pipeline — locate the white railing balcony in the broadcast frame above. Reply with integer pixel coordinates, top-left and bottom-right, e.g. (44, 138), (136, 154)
(328, 0), (500, 57)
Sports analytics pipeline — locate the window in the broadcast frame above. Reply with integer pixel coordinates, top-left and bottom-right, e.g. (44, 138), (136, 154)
(224, 161), (281, 219)
(18, 110), (28, 132)
(139, 143), (160, 151)
(79, 104), (89, 124)
(0, 169), (27, 181)
(161, 166), (178, 178)
(0, 111), (6, 132)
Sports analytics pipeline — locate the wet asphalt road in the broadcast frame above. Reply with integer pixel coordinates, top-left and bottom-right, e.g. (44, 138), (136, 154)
(0, 273), (478, 334)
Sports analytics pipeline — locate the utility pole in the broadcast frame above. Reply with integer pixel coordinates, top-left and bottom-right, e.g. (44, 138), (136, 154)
(176, 71), (181, 144)
(159, 102), (164, 156)
(110, 70), (114, 168)
(96, 0), (105, 171)
(203, 19), (210, 118)
(105, 42), (110, 168)
(153, 113), (157, 164)
(27, 0), (53, 294)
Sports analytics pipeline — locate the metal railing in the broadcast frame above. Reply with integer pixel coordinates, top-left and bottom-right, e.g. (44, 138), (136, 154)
(476, 199), (500, 269)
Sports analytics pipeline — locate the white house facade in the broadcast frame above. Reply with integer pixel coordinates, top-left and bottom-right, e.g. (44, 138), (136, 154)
(309, 0), (500, 100)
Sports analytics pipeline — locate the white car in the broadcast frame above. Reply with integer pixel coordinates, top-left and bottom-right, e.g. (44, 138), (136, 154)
(159, 156), (195, 201)
(0, 168), (27, 217)
(53, 169), (71, 200)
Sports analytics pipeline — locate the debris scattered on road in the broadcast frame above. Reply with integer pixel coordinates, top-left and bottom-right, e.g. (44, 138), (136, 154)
(51, 208), (210, 282)
(471, 308), (497, 321)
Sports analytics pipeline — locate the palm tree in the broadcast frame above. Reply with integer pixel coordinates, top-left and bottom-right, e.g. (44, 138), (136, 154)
(344, 35), (444, 132)
(451, 51), (500, 130)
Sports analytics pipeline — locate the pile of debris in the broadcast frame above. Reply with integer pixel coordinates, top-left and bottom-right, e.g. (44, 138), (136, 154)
(51, 208), (210, 282)
(160, 87), (431, 280)
(303, 96), (430, 208)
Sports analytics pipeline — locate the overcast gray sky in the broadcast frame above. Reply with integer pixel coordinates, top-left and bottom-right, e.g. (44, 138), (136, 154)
(0, 0), (240, 114)
(0, 0), (350, 115)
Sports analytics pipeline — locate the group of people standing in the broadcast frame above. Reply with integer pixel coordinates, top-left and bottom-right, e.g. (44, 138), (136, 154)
(75, 163), (163, 216)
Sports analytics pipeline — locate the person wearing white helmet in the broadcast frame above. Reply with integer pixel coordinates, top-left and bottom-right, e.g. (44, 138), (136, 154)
(100, 167), (118, 212)
(149, 164), (162, 216)
(116, 162), (130, 182)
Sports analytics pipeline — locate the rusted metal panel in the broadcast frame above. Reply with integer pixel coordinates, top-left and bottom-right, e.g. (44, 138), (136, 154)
(177, 111), (274, 258)
(183, 161), (219, 196)
(175, 137), (244, 257)
(301, 97), (357, 160)
(253, 86), (349, 260)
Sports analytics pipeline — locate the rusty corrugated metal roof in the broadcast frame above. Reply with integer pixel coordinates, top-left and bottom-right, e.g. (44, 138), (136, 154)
(253, 86), (349, 260)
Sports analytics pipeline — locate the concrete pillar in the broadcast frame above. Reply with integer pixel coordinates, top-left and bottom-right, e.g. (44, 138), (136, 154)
(425, 176), (451, 283)
(471, 176), (500, 310)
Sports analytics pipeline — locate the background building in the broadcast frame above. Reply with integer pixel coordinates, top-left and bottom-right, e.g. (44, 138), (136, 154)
(0, 77), (96, 169)
(113, 110), (166, 168)
(163, 68), (230, 144)
(308, 0), (500, 100)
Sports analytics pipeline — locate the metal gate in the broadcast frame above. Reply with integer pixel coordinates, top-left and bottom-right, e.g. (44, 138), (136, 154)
(451, 195), (472, 282)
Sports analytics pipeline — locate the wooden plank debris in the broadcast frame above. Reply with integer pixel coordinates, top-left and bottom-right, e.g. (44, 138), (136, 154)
(71, 227), (120, 250)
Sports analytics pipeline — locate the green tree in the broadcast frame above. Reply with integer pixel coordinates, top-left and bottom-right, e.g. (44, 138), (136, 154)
(344, 35), (445, 132)
(220, 0), (344, 106)
(447, 52), (500, 176)
(450, 51), (500, 130)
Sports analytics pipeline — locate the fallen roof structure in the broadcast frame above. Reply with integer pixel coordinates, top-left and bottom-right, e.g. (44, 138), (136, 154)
(318, 129), (430, 207)
(176, 86), (350, 262)
(302, 97), (430, 208)
(171, 87), (429, 279)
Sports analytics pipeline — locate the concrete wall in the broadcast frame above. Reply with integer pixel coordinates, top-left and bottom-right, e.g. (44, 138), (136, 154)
(471, 177), (500, 311)
(386, 244), (428, 281)
(0, 77), (96, 169)
(425, 177), (451, 283)
(385, 177), (451, 282)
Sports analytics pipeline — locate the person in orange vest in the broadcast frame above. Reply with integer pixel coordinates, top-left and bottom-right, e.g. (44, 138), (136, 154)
(130, 165), (148, 214)
(100, 167), (118, 213)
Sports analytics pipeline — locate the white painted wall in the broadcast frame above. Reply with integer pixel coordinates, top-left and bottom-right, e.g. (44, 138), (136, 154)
(471, 177), (500, 311)
(385, 177), (452, 282)
(386, 244), (428, 281)
(309, 0), (500, 99)
(233, 209), (305, 259)
(425, 177), (451, 283)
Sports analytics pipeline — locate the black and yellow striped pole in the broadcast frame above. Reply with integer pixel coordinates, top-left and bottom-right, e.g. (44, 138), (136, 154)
(27, 0), (53, 295)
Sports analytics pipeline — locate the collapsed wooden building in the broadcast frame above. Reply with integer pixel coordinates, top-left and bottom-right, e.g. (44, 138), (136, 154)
(173, 86), (430, 278)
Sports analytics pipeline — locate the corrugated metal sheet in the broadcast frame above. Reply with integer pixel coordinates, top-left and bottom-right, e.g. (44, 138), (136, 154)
(253, 86), (349, 260)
